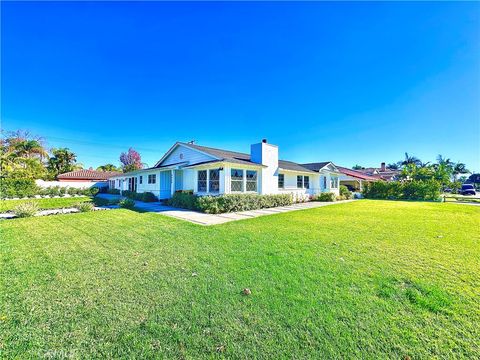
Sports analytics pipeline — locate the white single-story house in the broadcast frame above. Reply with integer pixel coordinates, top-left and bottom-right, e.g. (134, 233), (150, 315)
(108, 140), (341, 200)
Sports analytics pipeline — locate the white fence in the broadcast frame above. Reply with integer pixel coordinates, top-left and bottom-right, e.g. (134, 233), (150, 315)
(35, 180), (108, 189)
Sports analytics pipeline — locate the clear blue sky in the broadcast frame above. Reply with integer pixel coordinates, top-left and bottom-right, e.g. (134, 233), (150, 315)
(2, 1), (479, 171)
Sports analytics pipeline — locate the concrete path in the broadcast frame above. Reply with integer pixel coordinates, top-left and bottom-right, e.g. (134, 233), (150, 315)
(137, 199), (355, 225)
(95, 194), (355, 225)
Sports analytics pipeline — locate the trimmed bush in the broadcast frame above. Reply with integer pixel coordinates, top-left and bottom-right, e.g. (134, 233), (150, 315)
(119, 198), (135, 209)
(0, 178), (39, 199)
(107, 188), (120, 195)
(93, 197), (119, 207)
(121, 190), (158, 202)
(13, 201), (39, 218)
(363, 180), (441, 201)
(166, 193), (293, 214)
(89, 187), (100, 196)
(313, 192), (336, 202)
(339, 185), (352, 199)
(75, 202), (94, 212)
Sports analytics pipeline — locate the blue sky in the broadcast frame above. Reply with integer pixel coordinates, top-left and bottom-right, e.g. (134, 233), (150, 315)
(2, 2), (479, 171)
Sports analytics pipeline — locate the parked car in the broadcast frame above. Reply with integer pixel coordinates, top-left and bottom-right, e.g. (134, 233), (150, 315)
(459, 184), (476, 196)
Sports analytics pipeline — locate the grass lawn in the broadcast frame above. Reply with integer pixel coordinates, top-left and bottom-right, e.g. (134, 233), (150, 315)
(1, 201), (479, 358)
(0, 197), (91, 212)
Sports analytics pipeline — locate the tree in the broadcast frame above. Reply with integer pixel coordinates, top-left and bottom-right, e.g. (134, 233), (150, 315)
(47, 148), (81, 179)
(352, 164), (364, 170)
(386, 163), (399, 170)
(97, 164), (120, 172)
(398, 152), (422, 168)
(120, 148), (143, 172)
(1, 130), (48, 179)
(452, 162), (469, 181)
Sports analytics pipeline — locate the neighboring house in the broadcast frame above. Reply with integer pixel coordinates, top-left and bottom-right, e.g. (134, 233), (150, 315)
(357, 162), (400, 181)
(44, 169), (123, 188)
(336, 166), (381, 191)
(108, 140), (340, 200)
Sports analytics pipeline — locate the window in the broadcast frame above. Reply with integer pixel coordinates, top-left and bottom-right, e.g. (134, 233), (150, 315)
(139, 176), (143, 184)
(278, 174), (284, 189)
(198, 170), (207, 192)
(209, 169), (220, 193)
(330, 176), (338, 188)
(231, 169), (244, 192)
(297, 175), (303, 188)
(323, 176), (327, 188)
(304, 176), (310, 189)
(246, 170), (257, 192)
(148, 174), (156, 184)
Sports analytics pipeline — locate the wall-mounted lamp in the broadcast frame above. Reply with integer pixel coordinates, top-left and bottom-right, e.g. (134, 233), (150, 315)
(218, 167), (224, 171)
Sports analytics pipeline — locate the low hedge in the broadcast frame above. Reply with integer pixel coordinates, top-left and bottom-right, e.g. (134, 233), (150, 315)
(363, 180), (441, 201)
(0, 178), (39, 199)
(166, 193), (293, 214)
(313, 192), (336, 202)
(121, 190), (158, 202)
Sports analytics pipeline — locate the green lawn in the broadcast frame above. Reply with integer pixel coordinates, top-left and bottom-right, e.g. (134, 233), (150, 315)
(0, 197), (91, 212)
(1, 201), (479, 358)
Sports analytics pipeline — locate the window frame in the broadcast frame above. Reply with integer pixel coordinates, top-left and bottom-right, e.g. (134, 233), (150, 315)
(304, 176), (310, 189)
(246, 170), (258, 192)
(139, 176), (143, 185)
(278, 174), (285, 189)
(230, 168), (244, 192)
(148, 174), (156, 184)
(297, 175), (303, 189)
(208, 169), (220, 193)
(197, 170), (207, 192)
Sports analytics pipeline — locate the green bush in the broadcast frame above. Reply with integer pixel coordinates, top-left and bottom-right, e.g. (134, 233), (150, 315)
(313, 192), (336, 202)
(13, 201), (39, 218)
(119, 198), (135, 209)
(0, 178), (39, 199)
(166, 193), (293, 214)
(363, 180), (441, 201)
(339, 185), (352, 199)
(107, 188), (120, 195)
(75, 202), (94, 212)
(93, 197), (119, 206)
(121, 190), (158, 202)
(89, 187), (100, 196)
(67, 187), (78, 196)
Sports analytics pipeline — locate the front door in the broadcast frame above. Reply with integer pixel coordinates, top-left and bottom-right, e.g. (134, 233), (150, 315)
(174, 170), (183, 191)
(159, 171), (172, 199)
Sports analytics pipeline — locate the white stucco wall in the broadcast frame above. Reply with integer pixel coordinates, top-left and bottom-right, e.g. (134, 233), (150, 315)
(36, 180), (107, 189)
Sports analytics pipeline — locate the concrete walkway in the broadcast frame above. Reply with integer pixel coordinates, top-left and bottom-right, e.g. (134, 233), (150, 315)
(95, 194), (355, 225)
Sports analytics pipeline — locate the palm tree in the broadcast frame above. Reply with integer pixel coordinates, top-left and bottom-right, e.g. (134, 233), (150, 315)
(399, 152), (422, 167)
(452, 162), (469, 181)
(387, 163), (399, 170)
(419, 161), (431, 168)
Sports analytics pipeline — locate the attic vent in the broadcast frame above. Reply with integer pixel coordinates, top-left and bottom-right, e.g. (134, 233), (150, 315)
(262, 139), (267, 143)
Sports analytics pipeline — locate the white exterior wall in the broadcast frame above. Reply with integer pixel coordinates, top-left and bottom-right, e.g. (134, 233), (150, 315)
(162, 144), (215, 166)
(250, 142), (279, 194)
(35, 179), (107, 189)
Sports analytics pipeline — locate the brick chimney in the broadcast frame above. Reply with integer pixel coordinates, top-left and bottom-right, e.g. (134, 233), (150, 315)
(380, 162), (386, 172)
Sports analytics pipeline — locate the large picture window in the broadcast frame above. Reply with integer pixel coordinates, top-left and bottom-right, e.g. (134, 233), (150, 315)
(209, 169), (220, 193)
(231, 169), (244, 192)
(246, 170), (257, 192)
(148, 174), (156, 184)
(198, 170), (207, 192)
(278, 174), (284, 189)
(330, 176), (338, 188)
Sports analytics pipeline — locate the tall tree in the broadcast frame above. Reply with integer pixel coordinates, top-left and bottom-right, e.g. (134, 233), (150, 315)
(120, 148), (143, 172)
(352, 164), (364, 170)
(452, 162), (469, 181)
(97, 164), (121, 172)
(398, 152), (422, 167)
(47, 148), (81, 179)
(386, 163), (399, 170)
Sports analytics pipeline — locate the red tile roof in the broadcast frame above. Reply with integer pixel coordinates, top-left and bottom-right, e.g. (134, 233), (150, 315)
(57, 169), (122, 180)
(337, 166), (382, 181)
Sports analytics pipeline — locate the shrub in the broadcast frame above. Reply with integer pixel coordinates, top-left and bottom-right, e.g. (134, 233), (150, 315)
(363, 180), (441, 201)
(46, 186), (61, 197)
(166, 192), (293, 214)
(13, 201), (39, 218)
(67, 187), (77, 196)
(137, 192), (158, 202)
(313, 192), (336, 202)
(339, 185), (352, 199)
(89, 187), (100, 196)
(58, 187), (67, 197)
(75, 202), (94, 212)
(107, 188), (120, 195)
(119, 198), (135, 209)
(93, 197), (119, 206)
(0, 178), (39, 199)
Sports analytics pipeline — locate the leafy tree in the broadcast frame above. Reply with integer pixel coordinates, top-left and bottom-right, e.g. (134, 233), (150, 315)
(120, 148), (144, 173)
(352, 164), (364, 170)
(47, 148), (82, 179)
(398, 152), (422, 168)
(452, 162), (469, 181)
(97, 164), (121, 172)
(386, 163), (399, 170)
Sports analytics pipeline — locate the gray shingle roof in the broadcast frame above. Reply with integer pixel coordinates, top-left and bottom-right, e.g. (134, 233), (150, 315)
(301, 162), (332, 172)
(178, 142), (316, 173)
